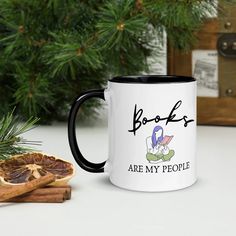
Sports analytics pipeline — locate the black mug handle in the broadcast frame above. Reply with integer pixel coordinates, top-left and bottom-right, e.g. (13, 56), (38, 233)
(68, 89), (106, 173)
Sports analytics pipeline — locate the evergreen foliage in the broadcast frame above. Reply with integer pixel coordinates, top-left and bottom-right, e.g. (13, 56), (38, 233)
(0, 0), (233, 122)
(0, 109), (40, 159)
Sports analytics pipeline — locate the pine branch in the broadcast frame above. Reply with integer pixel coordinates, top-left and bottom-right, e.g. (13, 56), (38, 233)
(42, 32), (103, 79)
(0, 109), (41, 160)
(97, 0), (148, 49)
(0, 0), (235, 121)
(96, 0), (154, 74)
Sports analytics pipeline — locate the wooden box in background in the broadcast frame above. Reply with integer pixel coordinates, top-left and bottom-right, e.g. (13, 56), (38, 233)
(168, 5), (236, 125)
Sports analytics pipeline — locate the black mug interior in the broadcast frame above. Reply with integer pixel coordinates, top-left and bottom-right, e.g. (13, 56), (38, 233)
(109, 75), (195, 84)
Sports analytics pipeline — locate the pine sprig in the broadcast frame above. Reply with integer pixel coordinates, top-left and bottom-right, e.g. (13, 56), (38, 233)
(0, 110), (40, 160)
(43, 32), (103, 79)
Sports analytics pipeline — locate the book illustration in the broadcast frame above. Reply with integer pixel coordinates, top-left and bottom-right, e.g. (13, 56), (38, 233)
(146, 126), (175, 163)
(160, 135), (173, 146)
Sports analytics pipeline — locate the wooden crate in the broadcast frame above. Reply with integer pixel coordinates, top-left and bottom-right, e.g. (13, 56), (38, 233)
(167, 5), (236, 126)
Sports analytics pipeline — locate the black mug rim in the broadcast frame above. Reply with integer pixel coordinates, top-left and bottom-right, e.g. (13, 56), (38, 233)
(109, 75), (195, 84)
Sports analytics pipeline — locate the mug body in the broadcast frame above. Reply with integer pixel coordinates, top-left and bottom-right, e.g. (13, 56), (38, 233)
(105, 75), (196, 192)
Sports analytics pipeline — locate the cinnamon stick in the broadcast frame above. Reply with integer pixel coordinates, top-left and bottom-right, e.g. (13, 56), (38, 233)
(6, 193), (65, 203)
(28, 187), (69, 197)
(48, 186), (72, 200)
(23, 186), (71, 200)
(0, 185), (72, 200)
(0, 173), (56, 202)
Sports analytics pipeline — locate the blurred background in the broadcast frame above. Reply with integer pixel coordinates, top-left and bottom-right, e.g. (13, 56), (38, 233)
(0, 0), (235, 126)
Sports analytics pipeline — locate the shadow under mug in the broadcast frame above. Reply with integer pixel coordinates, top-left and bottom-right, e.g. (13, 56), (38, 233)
(68, 75), (196, 192)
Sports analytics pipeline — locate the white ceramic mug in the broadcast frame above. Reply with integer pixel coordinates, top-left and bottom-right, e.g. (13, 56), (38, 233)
(68, 75), (196, 192)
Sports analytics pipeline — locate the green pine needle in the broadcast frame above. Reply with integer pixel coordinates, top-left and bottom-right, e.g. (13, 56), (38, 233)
(0, 109), (41, 160)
